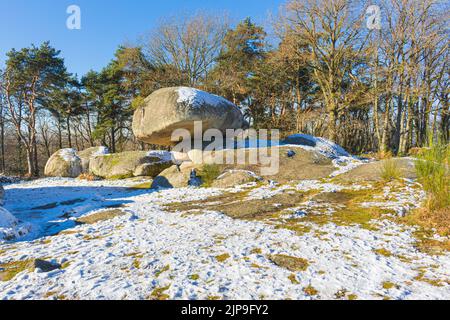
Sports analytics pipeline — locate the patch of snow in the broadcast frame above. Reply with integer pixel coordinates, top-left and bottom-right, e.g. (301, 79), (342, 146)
(92, 146), (109, 157)
(361, 180), (426, 217)
(176, 87), (234, 108)
(147, 150), (174, 163)
(280, 133), (367, 177)
(58, 148), (81, 162)
(247, 184), (293, 200)
(0, 178), (448, 300)
(282, 133), (349, 158)
(295, 180), (370, 193)
(330, 156), (366, 177)
(216, 170), (262, 181)
(0, 207), (17, 228)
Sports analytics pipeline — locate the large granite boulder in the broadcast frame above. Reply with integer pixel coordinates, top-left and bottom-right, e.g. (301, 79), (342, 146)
(78, 146), (109, 173)
(184, 146), (335, 182)
(211, 170), (262, 188)
(132, 87), (248, 146)
(335, 158), (417, 182)
(153, 161), (231, 189)
(89, 151), (173, 179)
(282, 133), (350, 158)
(151, 163), (195, 189)
(44, 149), (82, 178)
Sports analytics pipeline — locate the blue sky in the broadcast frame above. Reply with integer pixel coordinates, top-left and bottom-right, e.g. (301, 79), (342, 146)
(0, 0), (285, 77)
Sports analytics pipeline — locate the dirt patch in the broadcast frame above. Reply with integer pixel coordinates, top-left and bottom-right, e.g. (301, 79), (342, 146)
(76, 209), (126, 225)
(268, 254), (310, 272)
(166, 188), (309, 220)
(313, 192), (355, 204)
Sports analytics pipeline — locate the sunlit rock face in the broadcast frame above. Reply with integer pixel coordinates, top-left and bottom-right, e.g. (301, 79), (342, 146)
(89, 151), (172, 179)
(44, 148), (82, 178)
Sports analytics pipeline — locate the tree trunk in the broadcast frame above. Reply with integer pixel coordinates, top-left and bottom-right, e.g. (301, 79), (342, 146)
(380, 97), (391, 154)
(66, 116), (72, 148)
(85, 105), (94, 147)
(57, 116), (63, 149)
(111, 126), (116, 153)
(328, 108), (337, 142)
(25, 146), (34, 177)
(0, 112), (4, 173)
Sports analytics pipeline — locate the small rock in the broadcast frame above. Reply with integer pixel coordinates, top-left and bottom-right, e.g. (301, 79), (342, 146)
(287, 150), (296, 158)
(188, 169), (202, 187)
(397, 207), (407, 218)
(34, 259), (61, 273)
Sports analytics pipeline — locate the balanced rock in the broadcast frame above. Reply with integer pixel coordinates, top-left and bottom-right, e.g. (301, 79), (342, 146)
(132, 87), (248, 146)
(78, 146), (109, 173)
(89, 151), (173, 179)
(44, 149), (82, 178)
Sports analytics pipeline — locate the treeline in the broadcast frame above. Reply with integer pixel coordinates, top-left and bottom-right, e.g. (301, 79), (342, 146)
(0, 0), (448, 176)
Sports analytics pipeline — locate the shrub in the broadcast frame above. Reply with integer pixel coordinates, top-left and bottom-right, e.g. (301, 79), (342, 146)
(380, 158), (402, 181)
(198, 164), (222, 187)
(415, 143), (449, 210)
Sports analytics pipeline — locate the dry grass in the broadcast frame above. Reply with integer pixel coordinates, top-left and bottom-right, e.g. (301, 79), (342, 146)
(75, 209), (126, 225)
(408, 147), (429, 156)
(406, 207), (450, 237)
(215, 253), (231, 262)
(303, 285), (318, 296)
(382, 281), (396, 290)
(149, 285), (171, 300)
(268, 254), (309, 272)
(380, 158), (402, 181)
(77, 173), (101, 181)
(198, 164), (222, 187)
(415, 143), (449, 210)
(406, 143), (450, 253)
(373, 248), (392, 257)
(288, 274), (300, 284)
(0, 260), (34, 281)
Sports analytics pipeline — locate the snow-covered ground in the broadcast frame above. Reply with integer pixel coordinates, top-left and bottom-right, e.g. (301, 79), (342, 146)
(0, 177), (449, 300)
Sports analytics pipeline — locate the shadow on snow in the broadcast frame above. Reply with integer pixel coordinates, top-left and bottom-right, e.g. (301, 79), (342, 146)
(3, 185), (154, 242)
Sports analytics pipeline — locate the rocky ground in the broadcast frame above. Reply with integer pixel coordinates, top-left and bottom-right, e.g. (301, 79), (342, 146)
(0, 156), (449, 300)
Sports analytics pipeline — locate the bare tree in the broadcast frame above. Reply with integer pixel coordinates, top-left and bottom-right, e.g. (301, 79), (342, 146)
(282, 0), (367, 142)
(143, 13), (228, 87)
